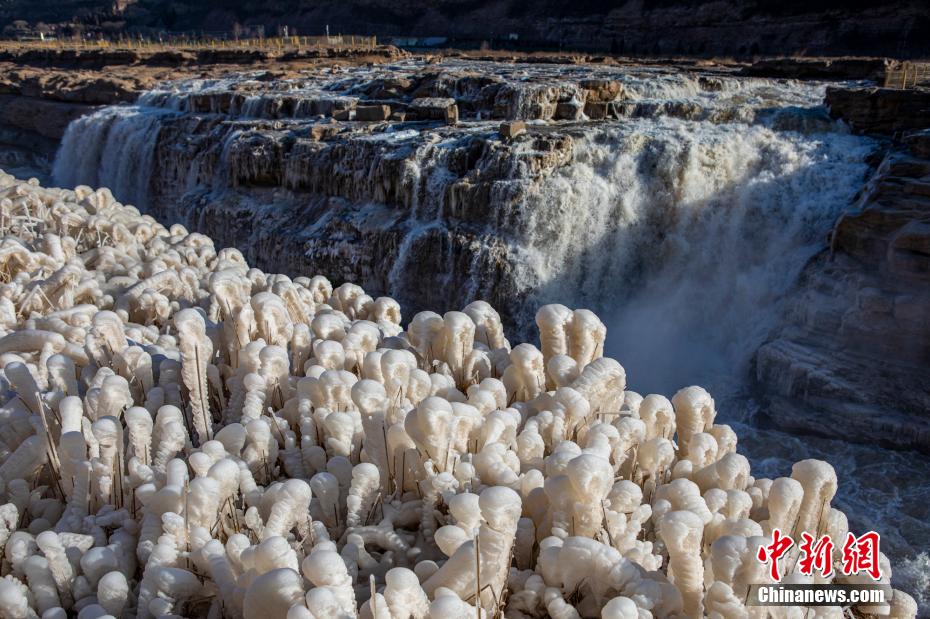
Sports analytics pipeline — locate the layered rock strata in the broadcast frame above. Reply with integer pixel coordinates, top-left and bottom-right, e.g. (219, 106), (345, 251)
(756, 91), (930, 451)
(53, 61), (858, 344)
(0, 44), (408, 181)
(825, 86), (930, 135)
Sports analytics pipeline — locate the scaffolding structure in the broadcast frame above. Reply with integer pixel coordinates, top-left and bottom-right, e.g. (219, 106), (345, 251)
(884, 61), (930, 89)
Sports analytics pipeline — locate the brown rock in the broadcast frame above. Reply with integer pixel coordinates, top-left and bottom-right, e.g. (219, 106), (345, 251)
(906, 129), (930, 159)
(408, 97), (457, 121)
(367, 77), (413, 99)
(499, 121), (526, 139)
(355, 105), (391, 121)
(444, 104), (459, 125)
(584, 101), (608, 120)
(555, 101), (583, 120)
(580, 79), (622, 102)
(756, 144), (930, 452)
(0, 94), (97, 140)
(698, 76), (725, 92)
(826, 86), (930, 135)
(309, 123), (341, 141)
(889, 221), (930, 278)
(857, 287), (893, 314)
(742, 57), (892, 81)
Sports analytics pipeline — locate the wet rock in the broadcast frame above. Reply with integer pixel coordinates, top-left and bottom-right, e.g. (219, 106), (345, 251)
(363, 77), (414, 98)
(499, 120), (525, 139)
(757, 147), (930, 452)
(826, 86), (930, 134)
(188, 91), (234, 114)
(905, 129), (930, 158)
(356, 104), (392, 121)
(555, 101), (583, 120)
(445, 104), (459, 125)
(309, 122), (342, 141)
(408, 97), (457, 121)
(889, 220), (930, 278)
(584, 101), (609, 120)
(698, 76), (725, 91)
(579, 78), (622, 102)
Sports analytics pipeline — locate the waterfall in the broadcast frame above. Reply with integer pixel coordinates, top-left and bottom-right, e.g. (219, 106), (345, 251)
(53, 106), (172, 210)
(513, 119), (875, 395)
(43, 64), (929, 607)
(48, 75), (873, 401)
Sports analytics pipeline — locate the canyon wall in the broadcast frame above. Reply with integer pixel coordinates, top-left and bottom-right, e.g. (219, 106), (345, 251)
(0, 44), (402, 181)
(756, 87), (930, 452)
(50, 61), (876, 404)
(0, 64), (160, 181)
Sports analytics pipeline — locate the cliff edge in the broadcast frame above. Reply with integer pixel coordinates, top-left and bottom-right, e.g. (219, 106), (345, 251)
(756, 88), (930, 452)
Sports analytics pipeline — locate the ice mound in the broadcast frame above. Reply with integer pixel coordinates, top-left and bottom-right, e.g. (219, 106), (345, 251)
(0, 171), (915, 618)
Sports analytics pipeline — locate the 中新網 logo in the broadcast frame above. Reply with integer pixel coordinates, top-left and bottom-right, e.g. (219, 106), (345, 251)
(756, 530), (882, 581)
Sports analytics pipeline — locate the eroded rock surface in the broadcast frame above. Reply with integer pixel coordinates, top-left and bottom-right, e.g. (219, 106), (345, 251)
(757, 117), (930, 451)
(825, 86), (930, 135)
(0, 44), (409, 182)
(53, 60), (858, 342)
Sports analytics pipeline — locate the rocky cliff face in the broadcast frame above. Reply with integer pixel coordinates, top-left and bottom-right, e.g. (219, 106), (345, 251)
(0, 65), (159, 182)
(825, 85), (930, 134)
(0, 44), (403, 182)
(49, 60), (877, 405)
(756, 90), (930, 452)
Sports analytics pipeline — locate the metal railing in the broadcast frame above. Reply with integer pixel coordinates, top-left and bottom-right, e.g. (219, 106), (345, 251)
(0, 35), (379, 52)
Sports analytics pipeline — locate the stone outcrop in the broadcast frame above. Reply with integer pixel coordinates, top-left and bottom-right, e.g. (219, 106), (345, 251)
(0, 67), (149, 104)
(742, 57), (894, 81)
(0, 44), (405, 69)
(0, 43), (407, 182)
(53, 61), (874, 356)
(825, 86), (930, 135)
(142, 116), (574, 328)
(0, 66), (156, 182)
(756, 88), (930, 452)
(355, 104), (392, 121)
(499, 120), (525, 139)
(0, 94), (96, 140)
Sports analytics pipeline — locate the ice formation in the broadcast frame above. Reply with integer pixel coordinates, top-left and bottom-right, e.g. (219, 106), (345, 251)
(0, 170), (916, 618)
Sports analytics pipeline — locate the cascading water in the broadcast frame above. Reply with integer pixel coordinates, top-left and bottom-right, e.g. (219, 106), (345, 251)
(53, 106), (172, 210)
(48, 61), (930, 608)
(516, 119), (874, 395)
(44, 65), (878, 391)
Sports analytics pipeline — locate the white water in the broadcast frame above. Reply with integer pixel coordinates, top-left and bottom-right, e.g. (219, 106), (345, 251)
(515, 119), (874, 394)
(52, 106), (173, 210)
(507, 122), (930, 608)
(47, 65), (929, 610)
